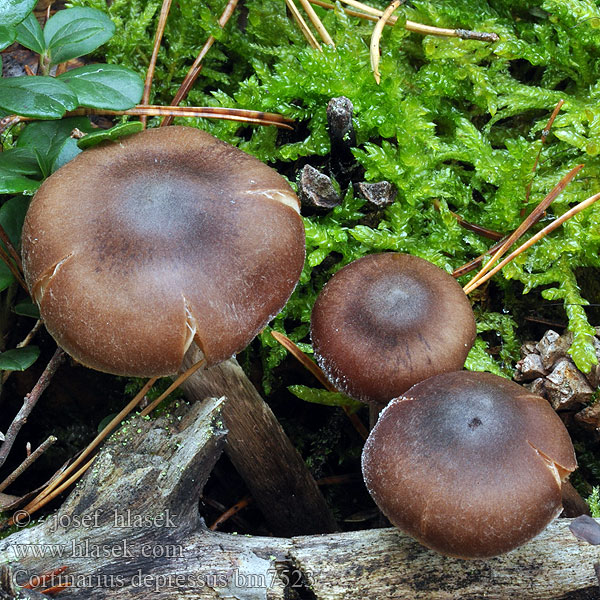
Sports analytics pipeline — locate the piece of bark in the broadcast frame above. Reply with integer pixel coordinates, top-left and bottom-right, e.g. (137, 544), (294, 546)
(544, 358), (595, 410)
(180, 348), (338, 536)
(356, 181), (397, 208)
(297, 165), (341, 211)
(1, 396), (599, 599)
(327, 96), (357, 189)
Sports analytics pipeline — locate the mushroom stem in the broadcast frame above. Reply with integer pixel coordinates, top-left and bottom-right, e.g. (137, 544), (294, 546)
(179, 344), (339, 536)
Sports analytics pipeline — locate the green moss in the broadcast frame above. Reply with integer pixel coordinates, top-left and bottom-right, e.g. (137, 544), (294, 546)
(67, 0), (600, 383)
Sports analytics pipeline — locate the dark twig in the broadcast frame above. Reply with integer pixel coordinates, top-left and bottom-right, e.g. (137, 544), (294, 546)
(523, 99), (565, 213)
(141, 0), (173, 128)
(161, 0), (239, 127)
(432, 199), (504, 241)
(0, 348), (65, 470)
(0, 435), (57, 493)
(309, 0), (499, 41)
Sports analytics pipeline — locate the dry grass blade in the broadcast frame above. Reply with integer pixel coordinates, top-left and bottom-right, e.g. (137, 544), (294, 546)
(271, 330), (334, 391)
(286, 0), (322, 50)
(465, 191), (600, 294)
(315, 0), (499, 40)
(139, 357), (206, 417)
(464, 164), (584, 294)
(271, 331), (369, 440)
(298, 0), (335, 46)
(68, 105), (294, 129)
(141, 0), (173, 128)
(371, 0), (404, 84)
(19, 376), (158, 516)
(161, 0), (239, 127)
(12, 456), (98, 525)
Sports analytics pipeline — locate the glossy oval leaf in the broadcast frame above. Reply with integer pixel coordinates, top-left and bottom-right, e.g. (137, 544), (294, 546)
(0, 195), (31, 247)
(51, 137), (82, 172)
(0, 0), (37, 27)
(0, 346), (40, 371)
(77, 121), (144, 149)
(15, 12), (45, 55)
(0, 262), (14, 293)
(0, 26), (17, 52)
(17, 117), (94, 175)
(58, 64), (143, 110)
(0, 76), (78, 119)
(0, 148), (41, 194)
(13, 302), (40, 319)
(44, 7), (115, 65)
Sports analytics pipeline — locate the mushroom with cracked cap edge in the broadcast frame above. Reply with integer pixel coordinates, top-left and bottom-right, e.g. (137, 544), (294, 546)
(21, 125), (305, 376)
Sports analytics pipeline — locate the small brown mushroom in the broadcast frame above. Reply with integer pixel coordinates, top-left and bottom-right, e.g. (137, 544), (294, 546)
(21, 126), (305, 377)
(362, 371), (577, 559)
(310, 253), (476, 405)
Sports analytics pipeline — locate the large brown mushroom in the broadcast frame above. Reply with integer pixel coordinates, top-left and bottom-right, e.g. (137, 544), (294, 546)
(22, 126), (304, 377)
(310, 253), (476, 405)
(361, 371), (577, 559)
(20, 125), (338, 536)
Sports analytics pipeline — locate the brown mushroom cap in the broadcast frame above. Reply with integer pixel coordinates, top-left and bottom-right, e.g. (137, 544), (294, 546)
(21, 126), (305, 376)
(362, 371), (577, 559)
(310, 253), (476, 405)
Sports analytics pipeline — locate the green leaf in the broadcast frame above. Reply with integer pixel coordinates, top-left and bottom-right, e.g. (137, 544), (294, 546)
(0, 26), (17, 52)
(13, 302), (40, 319)
(44, 7), (115, 65)
(0, 196), (31, 248)
(0, 0), (37, 27)
(0, 76), (77, 119)
(15, 12), (45, 55)
(17, 118), (94, 176)
(58, 64), (143, 110)
(288, 385), (363, 412)
(51, 137), (82, 173)
(77, 121), (144, 149)
(0, 346), (40, 371)
(0, 148), (41, 194)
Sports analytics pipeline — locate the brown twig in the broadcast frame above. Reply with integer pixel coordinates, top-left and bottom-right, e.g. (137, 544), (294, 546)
(465, 191), (600, 294)
(464, 164), (584, 294)
(210, 495), (252, 530)
(13, 456), (97, 525)
(432, 199), (504, 241)
(310, 0), (499, 41)
(0, 435), (57, 493)
(0, 222), (27, 292)
(19, 376), (158, 517)
(139, 357), (206, 417)
(523, 99), (565, 212)
(271, 330), (369, 440)
(141, 0), (173, 128)
(4, 105), (295, 131)
(0, 348), (65, 470)
(161, 0), (239, 127)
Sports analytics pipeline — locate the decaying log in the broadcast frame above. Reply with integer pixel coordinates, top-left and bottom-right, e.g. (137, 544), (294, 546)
(180, 346), (338, 536)
(0, 396), (598, 600)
